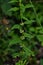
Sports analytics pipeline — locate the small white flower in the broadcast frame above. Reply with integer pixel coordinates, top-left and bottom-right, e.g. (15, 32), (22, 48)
(20, 22), (24, 26)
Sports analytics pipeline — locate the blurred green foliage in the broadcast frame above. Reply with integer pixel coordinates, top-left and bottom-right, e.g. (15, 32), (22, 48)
(0, 0), (43, 65)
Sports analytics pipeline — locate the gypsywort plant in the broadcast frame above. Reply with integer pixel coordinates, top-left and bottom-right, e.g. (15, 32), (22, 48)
(0, 0), (43, 65)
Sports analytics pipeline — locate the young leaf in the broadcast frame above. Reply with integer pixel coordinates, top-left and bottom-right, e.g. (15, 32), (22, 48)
(9, 7), (19, 12)
(24, 20), (34, 25)
(23, 32), (34, 38)
(37, 35), (43, 42)
(8, 0), (18, 3)
(25, 3), (33, 9)
(11, 24), (22, 30)
(9, 34), (21, 46)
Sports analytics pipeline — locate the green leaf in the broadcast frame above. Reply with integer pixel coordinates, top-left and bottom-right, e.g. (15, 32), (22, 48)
(24, 20), (34, 25)
(22, 16), (29, 21)
(11, 24), (22, 30)
(8, 0), (18, 3)
(41, 42), (43, 46)
(25, 3), (33, 9)
(16, 60), (26, 65)
(39, 28), (43, 34)
(23, 32), (34, 38)
(9, 34), (21, 46)
(21, 44), (34, 57)
(20, 4), (25, 13)
(40, 58), (43, 65)
(9, 7), (19, 12)
(29, 27), (35, 32)
(12, 53), (20, 58)
(37, 35), (43, 42)
(1, 1), (12, 16)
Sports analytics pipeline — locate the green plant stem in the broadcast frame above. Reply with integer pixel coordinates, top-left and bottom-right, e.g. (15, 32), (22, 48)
(19, 0), (23, 22)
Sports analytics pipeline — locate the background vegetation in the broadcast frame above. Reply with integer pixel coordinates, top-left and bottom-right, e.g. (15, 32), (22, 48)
(0, 0), (43, 65)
